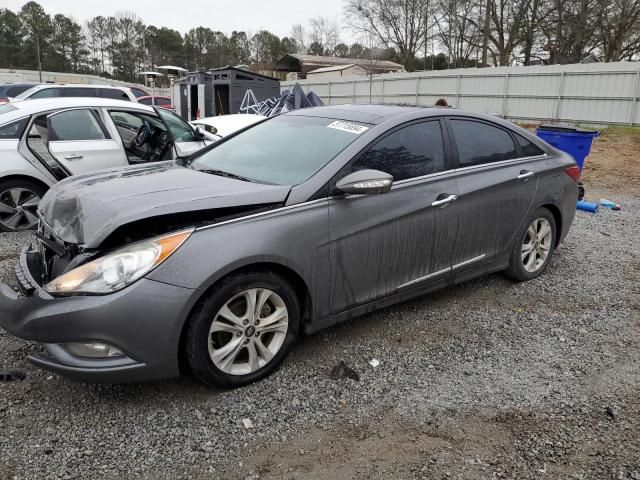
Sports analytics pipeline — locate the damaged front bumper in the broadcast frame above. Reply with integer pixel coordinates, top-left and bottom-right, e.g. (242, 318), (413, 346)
(0, 246), (197, 384)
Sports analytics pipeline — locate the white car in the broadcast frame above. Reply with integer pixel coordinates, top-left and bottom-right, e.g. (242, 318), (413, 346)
(0, 98), (213, 231)
(190, 114), (266, 141)
(11, 84), (138, 103)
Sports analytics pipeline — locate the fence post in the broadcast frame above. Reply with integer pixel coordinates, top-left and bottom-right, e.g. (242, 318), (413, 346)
(502, 73), (510, 118)
(456, 74), (461, 108)
(327, 82), (331, 105)
(381, 77), (385, 104)
(352, 80), (356, 103)
(415, 76), (420, 105)
(630, 69), (640, 126)
(554, 72), (565, 122)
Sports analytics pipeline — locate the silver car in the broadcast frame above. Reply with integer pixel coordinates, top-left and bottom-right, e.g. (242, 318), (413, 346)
(0, 105), (579, 388)
(0, 98), (212, 231)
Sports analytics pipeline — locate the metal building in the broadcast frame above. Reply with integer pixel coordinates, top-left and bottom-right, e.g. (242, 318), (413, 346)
(176, 71), (213, 121)
(209, 66), (280, 115)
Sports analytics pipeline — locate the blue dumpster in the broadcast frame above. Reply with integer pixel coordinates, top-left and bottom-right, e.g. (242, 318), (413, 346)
(535, 125), (600, 171)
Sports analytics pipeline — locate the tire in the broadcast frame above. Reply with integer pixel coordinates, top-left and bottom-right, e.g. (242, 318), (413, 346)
(185, 271), (300, 388)
(503, 207), (557, 282)
(0, 179), (46, 233)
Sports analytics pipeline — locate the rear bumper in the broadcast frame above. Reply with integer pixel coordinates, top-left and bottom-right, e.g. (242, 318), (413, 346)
(0, 247), (197, 384)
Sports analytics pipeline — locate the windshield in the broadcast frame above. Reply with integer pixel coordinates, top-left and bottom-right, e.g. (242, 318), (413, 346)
(190, 115), (368, 185)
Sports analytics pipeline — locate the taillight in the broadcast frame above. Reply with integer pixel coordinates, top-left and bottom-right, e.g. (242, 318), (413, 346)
(564, 165), (581, 182)
(0, 98), (8, 105)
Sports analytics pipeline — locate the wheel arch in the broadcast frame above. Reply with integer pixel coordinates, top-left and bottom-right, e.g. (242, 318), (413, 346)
(541, 203), (563, 247)
(0, 174), (50, 194)
(177, 261), (312, 374)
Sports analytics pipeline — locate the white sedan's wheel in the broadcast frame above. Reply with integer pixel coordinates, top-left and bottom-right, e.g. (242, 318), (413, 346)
(0, 181), (45, 232)
(208, 288), (289, 376)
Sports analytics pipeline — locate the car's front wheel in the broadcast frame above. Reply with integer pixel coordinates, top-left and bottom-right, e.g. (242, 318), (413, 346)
(185, 271), (300, 388)
(504, 207), (557, 282)
(0, 179), (46, 232)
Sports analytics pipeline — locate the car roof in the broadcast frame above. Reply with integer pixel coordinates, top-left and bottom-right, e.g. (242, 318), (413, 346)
(285, 103), (526, 130)
(138, 95), (171, 100)
(285, 104), (431, 124)
(26, 84), (129, 90)
(0, 97), (155, 124)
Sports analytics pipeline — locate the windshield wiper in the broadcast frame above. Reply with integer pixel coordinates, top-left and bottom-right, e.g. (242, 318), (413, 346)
(196, 168), (253, 183)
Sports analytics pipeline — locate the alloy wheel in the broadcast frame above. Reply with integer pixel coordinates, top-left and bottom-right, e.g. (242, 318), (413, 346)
(0, 188), (41, 231)
(521, 218), (552, 273)
(208, 288), (289, 376)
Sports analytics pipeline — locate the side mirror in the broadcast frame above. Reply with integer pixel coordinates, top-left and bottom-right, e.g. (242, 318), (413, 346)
(336, 169), (393, 195)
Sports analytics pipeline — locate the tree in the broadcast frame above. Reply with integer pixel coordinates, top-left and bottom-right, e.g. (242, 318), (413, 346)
(345, 0), (432, 70)
(0, 9), (23, 68)
(251, 30), (284, 67)
(596, 0), (640, 61)
(146, 26), (184, 68)
(334, 42), (350, 57)
(309, 16), (340, 55)
(19, 1), (52, 78)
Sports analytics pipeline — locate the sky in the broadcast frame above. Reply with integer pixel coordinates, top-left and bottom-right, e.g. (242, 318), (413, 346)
(4, 0), (352, 40)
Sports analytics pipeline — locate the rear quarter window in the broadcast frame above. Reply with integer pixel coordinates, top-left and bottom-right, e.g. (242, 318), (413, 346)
(516, 134), (545, 157)
(99, 88), (130, 100)
(0, 118), (28, 139)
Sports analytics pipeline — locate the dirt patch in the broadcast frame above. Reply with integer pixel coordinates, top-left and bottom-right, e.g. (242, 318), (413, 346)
(580, 127), (640, 196)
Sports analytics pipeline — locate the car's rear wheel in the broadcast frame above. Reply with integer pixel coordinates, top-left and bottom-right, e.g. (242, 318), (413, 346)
(185, 271), (300, 388)
(504, 207), (557, 282)
(0, 179), (46, 232)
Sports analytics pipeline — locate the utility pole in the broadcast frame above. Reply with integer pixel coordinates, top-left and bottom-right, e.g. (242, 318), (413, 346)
(482, 0), (491, 66)
(35, 33), (42, 83)
(424, 0), (429, 70)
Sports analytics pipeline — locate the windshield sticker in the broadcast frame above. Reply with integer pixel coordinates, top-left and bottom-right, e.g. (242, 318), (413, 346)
(327, 120), (369, 135)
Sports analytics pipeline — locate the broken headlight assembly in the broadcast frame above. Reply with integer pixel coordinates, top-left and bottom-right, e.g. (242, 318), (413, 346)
(44, 229), (194, 295)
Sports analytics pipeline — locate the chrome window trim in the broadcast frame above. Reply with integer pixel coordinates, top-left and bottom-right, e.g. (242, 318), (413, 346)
(453, 154), (548, 174)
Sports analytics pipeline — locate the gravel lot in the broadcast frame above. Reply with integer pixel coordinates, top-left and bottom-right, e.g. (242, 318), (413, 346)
(1, 135), (639, 479)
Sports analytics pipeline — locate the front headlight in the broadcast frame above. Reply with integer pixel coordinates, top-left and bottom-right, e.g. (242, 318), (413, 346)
(45, 229), (193, 295)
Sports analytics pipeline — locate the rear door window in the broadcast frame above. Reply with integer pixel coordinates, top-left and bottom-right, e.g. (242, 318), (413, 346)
(351, 121), (446, 181)
(156, 98), (172, 106)
(7, 85), (32, 97)
(62, 87), (97, 98)
(138, 97), (152, 105)
(449, 119), (518, 166)
(48, 109), (108, 141)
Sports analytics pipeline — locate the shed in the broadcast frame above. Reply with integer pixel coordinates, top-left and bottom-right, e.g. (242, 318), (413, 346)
(209, 66), (280, 116)
(274, 54), (404, 79)
(306, 64), (368, 79)
(176, 71), (213, 121)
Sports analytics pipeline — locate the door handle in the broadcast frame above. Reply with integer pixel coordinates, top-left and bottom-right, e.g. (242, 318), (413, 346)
(63, 154), (83, 160)
(431, 194), (458, 207)
(518, 170), (534, 180)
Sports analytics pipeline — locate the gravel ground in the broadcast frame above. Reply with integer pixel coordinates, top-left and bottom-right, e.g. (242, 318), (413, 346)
(0, 189), (638, 480)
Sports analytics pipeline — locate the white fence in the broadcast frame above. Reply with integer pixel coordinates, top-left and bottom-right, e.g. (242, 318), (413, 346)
(282, 61), (640, 126)
(0, 69), (170, 97)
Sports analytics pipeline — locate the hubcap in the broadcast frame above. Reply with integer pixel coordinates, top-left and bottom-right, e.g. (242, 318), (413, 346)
(208, 288), (289, 375)
(0, 188), (41, 231)
(521, 218), (552, 273)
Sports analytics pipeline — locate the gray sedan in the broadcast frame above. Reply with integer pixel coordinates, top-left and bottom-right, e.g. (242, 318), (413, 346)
(0, 105), (578, 387)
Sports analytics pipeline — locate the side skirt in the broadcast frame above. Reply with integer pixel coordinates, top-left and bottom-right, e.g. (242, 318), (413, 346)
(305, 253), (510, 335)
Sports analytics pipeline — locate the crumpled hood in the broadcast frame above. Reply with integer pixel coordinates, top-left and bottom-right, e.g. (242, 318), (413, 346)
(38, 161), (290, 247)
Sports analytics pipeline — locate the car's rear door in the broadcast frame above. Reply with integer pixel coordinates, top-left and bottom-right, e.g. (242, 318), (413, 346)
(446, 117), (542, 269)
(328, 119), (460, 313)
(45, 108), (126, 174)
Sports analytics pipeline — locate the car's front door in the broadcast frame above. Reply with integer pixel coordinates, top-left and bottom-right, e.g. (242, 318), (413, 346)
(446, 118), (541, 270)
(155, 107), (211, 157)
(44, 108), (126, 175)
(328, 119), (460, 313)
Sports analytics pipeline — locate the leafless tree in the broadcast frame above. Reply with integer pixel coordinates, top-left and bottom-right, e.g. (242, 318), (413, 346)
(345, 0), (431, 68)
(309, 16), (340, 55)
(596, 0), (640, 61)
